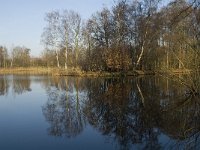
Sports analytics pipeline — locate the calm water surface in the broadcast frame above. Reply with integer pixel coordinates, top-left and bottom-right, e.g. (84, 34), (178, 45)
(0, 75), (199, 150)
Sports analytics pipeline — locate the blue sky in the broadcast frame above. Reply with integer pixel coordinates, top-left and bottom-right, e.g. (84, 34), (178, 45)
(0, 0), (113, 56)
(0, 0), (169, 57)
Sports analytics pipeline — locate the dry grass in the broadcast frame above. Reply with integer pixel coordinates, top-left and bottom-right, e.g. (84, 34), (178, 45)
(0, 67), (53, 75)
(0, 67), (157, 76)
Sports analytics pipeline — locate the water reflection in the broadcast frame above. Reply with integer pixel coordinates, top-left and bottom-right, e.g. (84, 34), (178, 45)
(12, 75), (32, 95)
(42, 76), (200, 149)
(0, 75), (32, 96)
(0, 75), (200, 149)
(42, 78), (86, 138)
(0, 75), (9, 96)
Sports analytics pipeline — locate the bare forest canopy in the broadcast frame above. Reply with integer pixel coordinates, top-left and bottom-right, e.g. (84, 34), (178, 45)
(0, 0), (199, 72)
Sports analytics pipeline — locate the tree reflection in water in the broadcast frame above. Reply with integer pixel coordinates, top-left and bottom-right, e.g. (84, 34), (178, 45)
(42, 77), (86, 138)
(83, 77), (162, 150)
(42, 76), (200, 149)
(0, 75), (9, 96)
(0, 75), (32, 96)
(12, 75), (32, 95)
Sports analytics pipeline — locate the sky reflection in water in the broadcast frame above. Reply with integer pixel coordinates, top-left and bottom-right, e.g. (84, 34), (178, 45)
(0, 75), (200, 150)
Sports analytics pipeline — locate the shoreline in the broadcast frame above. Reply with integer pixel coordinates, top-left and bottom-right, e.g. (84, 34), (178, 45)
(0, 67), (191, 77)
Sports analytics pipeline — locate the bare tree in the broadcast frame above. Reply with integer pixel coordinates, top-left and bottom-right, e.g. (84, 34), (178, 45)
(69, 11), (81, 68)
(11, 46), (31, 67)
(0, 46), (8, 68)
(60, 10), (71, 69)
(41, 11), (61, 68)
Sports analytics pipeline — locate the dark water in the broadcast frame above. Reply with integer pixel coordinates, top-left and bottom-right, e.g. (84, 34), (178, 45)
(0, 75), (200, 150)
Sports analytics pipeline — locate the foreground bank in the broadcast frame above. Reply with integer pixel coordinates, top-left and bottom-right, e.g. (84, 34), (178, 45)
(0, 67), (192, 77)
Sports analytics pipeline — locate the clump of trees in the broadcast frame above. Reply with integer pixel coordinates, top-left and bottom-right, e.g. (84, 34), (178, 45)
(40, 0), (199, 72)
(41, 10), (82, 69)
(0, 0), (199, 72)
(0, 45), (31, 68)
(0, 46), (9, 68)
(11, 46), (31, 67)
(0, 45), (44, 68)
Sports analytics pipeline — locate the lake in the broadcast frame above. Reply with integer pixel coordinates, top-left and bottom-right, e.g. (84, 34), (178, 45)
(0, 75), (199, 150)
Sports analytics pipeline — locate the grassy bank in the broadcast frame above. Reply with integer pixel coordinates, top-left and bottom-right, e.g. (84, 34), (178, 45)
(0, 67), (191, 77)
(0, 67), (52, 75)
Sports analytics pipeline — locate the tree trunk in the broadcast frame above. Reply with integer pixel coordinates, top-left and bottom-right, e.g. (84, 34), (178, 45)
(55, 49), (60, 68)
(65, 48), (68, 69)
(75, 34), (79, 68)
(65, 32), (68, 70)
(167, 50), (169, 69)
(10, 58), (13, 68)
(136, 44), (144, 69)
(135, 30), (148, 69)
(3, 48), (5, 68)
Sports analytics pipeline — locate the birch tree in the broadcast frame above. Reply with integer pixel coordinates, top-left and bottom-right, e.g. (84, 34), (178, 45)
(60, 10), (71, 69)
(41, 11), (61, 68)
(70, 11), (81, 68)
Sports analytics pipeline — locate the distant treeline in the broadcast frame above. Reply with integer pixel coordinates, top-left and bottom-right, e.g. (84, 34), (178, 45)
(1, 0), (199, 71)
